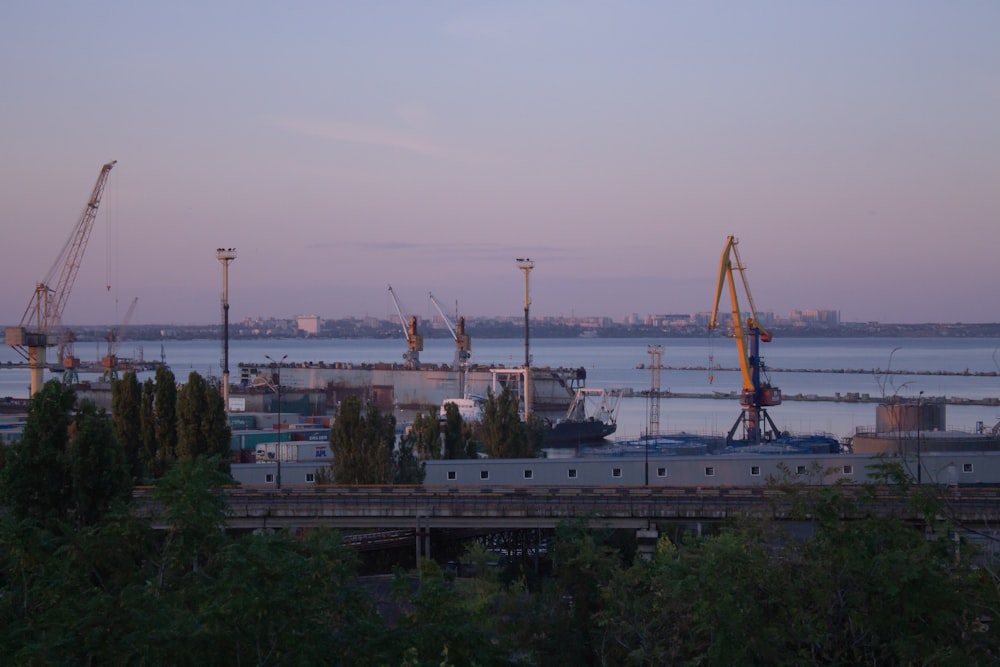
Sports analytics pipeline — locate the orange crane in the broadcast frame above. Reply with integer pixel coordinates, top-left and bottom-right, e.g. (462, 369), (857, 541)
(387, 284), (423, 368)
(708, 235), (783, 445)
(101, 296), (139, 381)
(428, 292), (471, 370)
(6, 160), (117, 396)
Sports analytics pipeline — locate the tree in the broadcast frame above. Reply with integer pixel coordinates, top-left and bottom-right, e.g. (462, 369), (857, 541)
(476, 387), (539, 458)
(329, 396), (397, 484)
(68, 400), (132, 528)
(111, 371), (143, 481)
(442, 402), (478, 458)
(176, 371), (232, 472)
(197, 529), (374, 665)
(0, 381), (130, 529)
(153, 365), (178, 475)
(393, 432), (425, 484)
(409, 409), (443, 460)
(0, 380), (75, 524)
(139, 377), (157, 478)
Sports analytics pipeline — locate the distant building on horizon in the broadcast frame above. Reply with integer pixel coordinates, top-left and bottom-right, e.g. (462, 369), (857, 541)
(296, 315), (321, 336)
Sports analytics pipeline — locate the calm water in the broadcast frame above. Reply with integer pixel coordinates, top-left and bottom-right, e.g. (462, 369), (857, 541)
(3, 336), (999, 441)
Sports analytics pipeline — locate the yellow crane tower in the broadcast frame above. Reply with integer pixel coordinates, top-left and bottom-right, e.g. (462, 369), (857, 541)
(6, 160), (117, 396)
(708, 235), (783, 445)
(428, 292), (471, 369)
(388, 284), (423, 369)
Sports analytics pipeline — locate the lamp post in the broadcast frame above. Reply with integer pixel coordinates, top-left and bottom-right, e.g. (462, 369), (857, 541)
(917, 390), (924, 484)
(516, 258), (534, 422)
(265, 354), (287, 488)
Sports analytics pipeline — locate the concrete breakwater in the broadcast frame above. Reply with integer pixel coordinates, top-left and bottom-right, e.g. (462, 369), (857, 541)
(651, 365), (1000, 378)
(626, 389), (1000, 406)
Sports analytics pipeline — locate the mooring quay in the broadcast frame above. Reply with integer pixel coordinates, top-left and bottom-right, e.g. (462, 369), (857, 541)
(134, 485), (1000, 531)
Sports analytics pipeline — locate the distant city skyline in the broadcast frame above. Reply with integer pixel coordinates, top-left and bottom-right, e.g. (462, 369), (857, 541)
(2, 3), (997, 327)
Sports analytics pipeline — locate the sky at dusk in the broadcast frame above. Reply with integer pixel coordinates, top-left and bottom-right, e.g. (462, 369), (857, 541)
(1, 2), (998, 327)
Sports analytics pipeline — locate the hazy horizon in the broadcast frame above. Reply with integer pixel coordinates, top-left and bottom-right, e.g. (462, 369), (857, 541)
(2, 3), (997, 327)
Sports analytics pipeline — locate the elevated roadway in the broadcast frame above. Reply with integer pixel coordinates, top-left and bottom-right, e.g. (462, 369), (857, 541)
(134, 485), (1000, 532)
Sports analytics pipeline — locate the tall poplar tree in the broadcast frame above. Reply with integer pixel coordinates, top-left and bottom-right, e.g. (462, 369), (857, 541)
(176, 371), (232, 472)
(111, 371), (143, 481)
(153, 365), (177, 474)
(68, 400), (132, 527)
(329, 396), (397, 484)
(476, 387), (540, 458)
(139, 377), (158, 478)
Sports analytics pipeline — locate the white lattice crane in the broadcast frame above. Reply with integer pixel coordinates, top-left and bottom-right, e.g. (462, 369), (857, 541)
(5, 160), (117, 396)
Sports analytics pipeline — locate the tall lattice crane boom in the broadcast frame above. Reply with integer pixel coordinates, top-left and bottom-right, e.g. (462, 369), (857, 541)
(6, 160), (116, 395)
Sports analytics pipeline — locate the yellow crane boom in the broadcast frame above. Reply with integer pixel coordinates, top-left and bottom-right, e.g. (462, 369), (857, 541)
(708, 235), (773, 394)
(707, 235), (782, 444)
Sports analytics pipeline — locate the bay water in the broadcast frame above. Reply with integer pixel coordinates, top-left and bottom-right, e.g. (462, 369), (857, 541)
(3, 336), (998, 442)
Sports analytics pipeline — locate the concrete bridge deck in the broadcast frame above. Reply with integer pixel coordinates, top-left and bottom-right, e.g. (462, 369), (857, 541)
(134, 484), (1000, 531)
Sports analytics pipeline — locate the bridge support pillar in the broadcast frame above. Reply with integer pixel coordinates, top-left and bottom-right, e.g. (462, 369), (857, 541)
(636, 527), (659, 562)
(415, 516), (430, 563)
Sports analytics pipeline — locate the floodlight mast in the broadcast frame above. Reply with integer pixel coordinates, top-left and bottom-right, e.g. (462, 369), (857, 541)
(516, 258), (534, 420)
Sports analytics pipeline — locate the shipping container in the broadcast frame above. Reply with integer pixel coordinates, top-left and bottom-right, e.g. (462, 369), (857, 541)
(255, 441), (331, 463)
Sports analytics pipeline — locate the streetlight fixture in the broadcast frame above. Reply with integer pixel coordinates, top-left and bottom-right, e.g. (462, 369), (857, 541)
(264, 353), (287, 488)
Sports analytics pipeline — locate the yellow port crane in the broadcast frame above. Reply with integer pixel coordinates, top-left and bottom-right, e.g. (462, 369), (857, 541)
(428, 292), (471, 370)
(387, 284), (423, 369)
(6, 160), (117, 396)
(708, 235), (783, 445)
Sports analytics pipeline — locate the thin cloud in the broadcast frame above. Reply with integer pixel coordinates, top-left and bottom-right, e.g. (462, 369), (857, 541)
(277, 116), (487, 164)
(311, 240), (568, 259)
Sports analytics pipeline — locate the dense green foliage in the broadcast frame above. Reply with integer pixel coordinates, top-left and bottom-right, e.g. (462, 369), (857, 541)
(2, 387), (1000, 664)
(476, 387), (543, 458)
(0, 381), (130, 529)
(111, 371), (143, 481)
(175, 371), (232, 473)
(327, 396), (424, 484)
(408, 404), (476, 460)
(152, 365), (178, 477)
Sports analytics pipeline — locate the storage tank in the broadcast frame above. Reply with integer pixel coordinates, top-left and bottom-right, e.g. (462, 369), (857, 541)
(875, 402), (946, 433)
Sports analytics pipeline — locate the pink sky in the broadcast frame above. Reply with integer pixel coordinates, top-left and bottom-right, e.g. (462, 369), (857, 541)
(1, 2), (998, 326)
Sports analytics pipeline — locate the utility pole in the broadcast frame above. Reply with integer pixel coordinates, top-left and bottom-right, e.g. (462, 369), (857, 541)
(217, 248), (237, 412)
(517, 258), (534, 421)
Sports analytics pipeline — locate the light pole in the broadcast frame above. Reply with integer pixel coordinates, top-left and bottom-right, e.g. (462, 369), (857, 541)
(265, 354), (287, 488)
(516, 258), (534, 421)
(917, 390), (924, 484)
